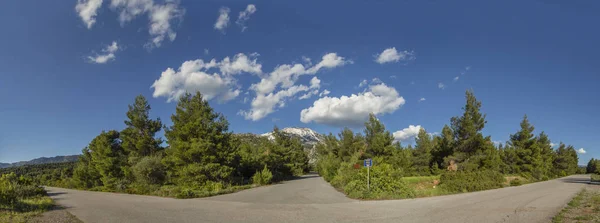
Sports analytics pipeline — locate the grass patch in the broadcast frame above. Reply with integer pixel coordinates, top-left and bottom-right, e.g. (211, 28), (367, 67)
(402, 175), (451, 197)
(553, 188), (600, 223)
(591, 174), (600, 183)
(0, 196), (54, 223)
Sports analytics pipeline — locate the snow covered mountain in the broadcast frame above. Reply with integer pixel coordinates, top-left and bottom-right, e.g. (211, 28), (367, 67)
(261, 127), (324, 163)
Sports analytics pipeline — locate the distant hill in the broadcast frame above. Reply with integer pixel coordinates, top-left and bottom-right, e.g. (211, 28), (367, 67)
(0, 155), (80, 168)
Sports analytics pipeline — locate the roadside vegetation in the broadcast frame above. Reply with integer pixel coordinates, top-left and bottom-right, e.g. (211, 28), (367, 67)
(553, 188), (600, 223)
(586, 158), (600, 183)
(2, 92), (308, 199)
(0, 172), (54, 222)
(316, 90), (581, 199)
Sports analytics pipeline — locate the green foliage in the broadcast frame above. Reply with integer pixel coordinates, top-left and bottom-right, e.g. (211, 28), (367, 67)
(364, 114), (395, 158)
(132, 156), (166, 185)
(439, 170), (504, 193)
(0, 173), (47, 209)
(587, 158), (600, 174)
(552, 143), (579, 177)
(120, 95), (163, 159)
(88, 130), (127, 190)
(343, 163), (415, 199)
(431, 125), (454, 168)
(252, 166), (273, 185)
(507, 115), (543, 179)
(162, 92), (237, 186)
(412, 128), (433, 176)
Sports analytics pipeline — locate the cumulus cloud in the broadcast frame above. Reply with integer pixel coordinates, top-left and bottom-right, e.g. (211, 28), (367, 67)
(236, 4), (257, 32)
(319, 89), (330, 97)
(214, 7), (230, 32)
(577, 148), (586, 154)
(151, 53), (262, 102)
(419, 97), (426, 102)
(392, 125), (422, 142)
(438, 83), (445, 89)
(109, 0), (184, 48)
(87, 41), (119, 64)
(242, 53), (350, 121)
(300, 83), (405, 127)
(76, 0), (104, 29)
(550, 142), (557, 147)
(375, 47), (415, 64)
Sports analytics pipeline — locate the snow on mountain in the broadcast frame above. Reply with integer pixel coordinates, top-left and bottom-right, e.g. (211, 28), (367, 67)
(261, 127), (324, 144)
(261, 127), (324, 163)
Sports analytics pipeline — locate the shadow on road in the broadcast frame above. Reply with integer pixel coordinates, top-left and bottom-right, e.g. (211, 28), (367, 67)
(284, 173), (321, 182)
(559, 177), (592, 185)
(47, 192), (68, 197)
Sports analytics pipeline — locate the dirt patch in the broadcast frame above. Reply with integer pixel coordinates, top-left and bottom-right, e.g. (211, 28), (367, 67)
(27, 206), (82, 223)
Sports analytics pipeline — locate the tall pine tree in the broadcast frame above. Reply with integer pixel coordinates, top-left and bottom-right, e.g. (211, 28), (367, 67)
(162, 92), (237, 187)
(120, 95), (163, 159)
(508, 115), (542, 177)
(412, 128), (433, 175)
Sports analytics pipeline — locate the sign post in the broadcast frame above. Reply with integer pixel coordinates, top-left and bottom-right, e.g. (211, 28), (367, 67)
(364, 159), (372, 191)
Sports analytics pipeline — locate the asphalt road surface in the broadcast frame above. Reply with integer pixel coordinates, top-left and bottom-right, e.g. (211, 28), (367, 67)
(46, 174), (591, 223)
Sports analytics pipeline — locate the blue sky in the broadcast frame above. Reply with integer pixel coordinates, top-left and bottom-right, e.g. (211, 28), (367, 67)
(0, 0), (598, 164)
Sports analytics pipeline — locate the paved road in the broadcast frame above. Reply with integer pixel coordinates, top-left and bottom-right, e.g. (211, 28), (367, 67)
(46, 174), (591, 223)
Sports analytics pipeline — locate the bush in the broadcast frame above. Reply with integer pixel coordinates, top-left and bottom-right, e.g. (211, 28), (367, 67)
(439, 170), (504, 193)
(510, 178), (522, 186)
(342, 163), (415, 199)
(132, 156), (166, 185)
(317, 155), (342, 182)
(252, 166), (273, 185)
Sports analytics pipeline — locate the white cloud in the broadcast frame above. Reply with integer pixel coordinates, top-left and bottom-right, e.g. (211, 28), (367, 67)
(372, 78), (382, 84)
(204, 49), (210, 55)
(151, 53), (263, 102)
(454, 76), (459, 82)
(242, 53), (350, 121)
(465, 66), (471, 71)
(236, 4), (257, 32)
(87, 41), (119, 64)
(493, 140), (502, 146)
(577, 148), (586, 154)
(438, 83), (445, 89)
(375, 47), (415, 64)
(419, 97), (426, 102)
(359, 79), (368, 88)
(109, 0), (184, 48)
(300, 83), (405, 127)
(299, 77), (321, 100)
(389, 75), (397, 79)
(76, 0), (104, 29)
(214, 7), (230, 32)
(393, 125), (422, 142)
(319, 89), (330, 97)
(219, 53), (262, 75)
(550, 142), (557, 147)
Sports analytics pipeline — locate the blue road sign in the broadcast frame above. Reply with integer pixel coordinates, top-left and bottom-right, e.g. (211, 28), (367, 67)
(364, 159), (372, 167)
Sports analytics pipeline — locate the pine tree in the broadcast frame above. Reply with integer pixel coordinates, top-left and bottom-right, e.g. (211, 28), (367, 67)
(413, 128), (433, 175)
(536, 132), (555, 178)
(432, 125), (454, 168)
(552, 143), (579, 176)
(162, 92), (237, 187)
(586, 158), (599, 174)
(88, 130), (126, 189)
(364, 114), (395, 158)
(449, 90), (498, 170)
(338, 128), (365, 162)
(508, 115), (542, 177)
(73, 147), (102, 188)
(120, 95), (163, 159)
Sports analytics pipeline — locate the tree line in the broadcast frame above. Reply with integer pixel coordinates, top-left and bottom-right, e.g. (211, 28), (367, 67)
(68, 92), (308, 198)
(316, 90), (581, 198)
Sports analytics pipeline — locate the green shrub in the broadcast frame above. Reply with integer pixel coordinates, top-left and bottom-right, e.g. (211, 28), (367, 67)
(132, 156), (166, 185)
(317, 155), (341, 182)
(252, 166), (273, 185)
(510, 178), (522, 186)
(440, 170), (504, 193)
(342, 163), (415, 199)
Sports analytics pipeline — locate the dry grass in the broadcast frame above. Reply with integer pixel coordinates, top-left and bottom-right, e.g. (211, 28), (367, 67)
(553, 187), (600, 223)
